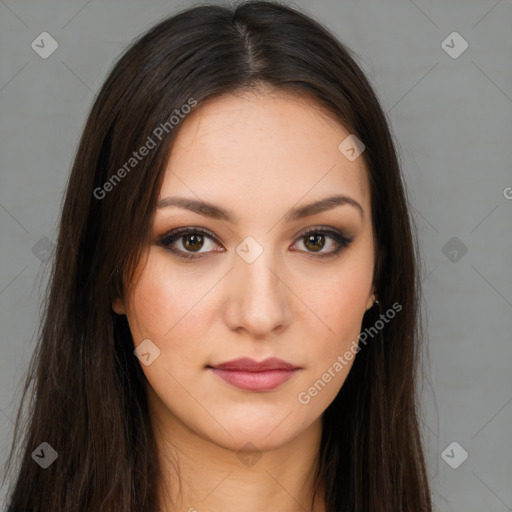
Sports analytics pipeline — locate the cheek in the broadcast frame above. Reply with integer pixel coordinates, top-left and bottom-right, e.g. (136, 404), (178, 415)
(308, 257), (372, 332)
(322, 276), (369, 335)
(126, 251), (217, 343)
(124, 253), (217, 403)
(300, 258), (373, 372)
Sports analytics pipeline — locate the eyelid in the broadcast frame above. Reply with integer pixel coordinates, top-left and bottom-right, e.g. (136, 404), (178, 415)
(290, 226), (353, 259)
(159, 226), (222, 260)
(158, 225), (353, 261)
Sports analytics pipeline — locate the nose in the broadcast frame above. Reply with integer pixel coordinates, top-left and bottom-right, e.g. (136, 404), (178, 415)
(223, 244), (292, 338)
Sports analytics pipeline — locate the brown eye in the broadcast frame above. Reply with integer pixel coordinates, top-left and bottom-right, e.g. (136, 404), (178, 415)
(159, 227), (221, 261)
(303, 233), (326, 252)
(182, 233), (204, 252)
(292, 228), (353, 258)
(159, 226), (353, 263)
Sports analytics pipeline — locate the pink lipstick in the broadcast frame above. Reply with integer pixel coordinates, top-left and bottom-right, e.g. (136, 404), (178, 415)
(207, 357), (301, 391)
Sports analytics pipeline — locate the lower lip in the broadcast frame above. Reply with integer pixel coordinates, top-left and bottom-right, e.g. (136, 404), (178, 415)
(209, 368), (300, 391)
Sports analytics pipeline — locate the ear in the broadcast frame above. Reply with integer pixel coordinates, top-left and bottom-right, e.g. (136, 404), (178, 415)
(112, 297), (126, 315)
(365, 284), (376, 311)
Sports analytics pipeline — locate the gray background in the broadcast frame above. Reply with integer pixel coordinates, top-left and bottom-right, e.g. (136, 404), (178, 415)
(1, 0), (511, 510)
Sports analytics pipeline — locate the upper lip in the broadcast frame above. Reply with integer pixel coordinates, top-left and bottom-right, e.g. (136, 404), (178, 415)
(208, 357), (301, 372)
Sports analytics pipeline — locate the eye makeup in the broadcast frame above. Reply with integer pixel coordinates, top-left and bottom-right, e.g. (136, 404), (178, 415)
(156, 225), (354, 262)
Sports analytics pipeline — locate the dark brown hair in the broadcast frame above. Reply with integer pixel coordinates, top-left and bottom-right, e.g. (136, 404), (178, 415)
(3, 1), (432, 510)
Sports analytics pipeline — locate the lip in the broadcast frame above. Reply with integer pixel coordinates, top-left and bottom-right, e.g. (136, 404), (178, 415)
(209, 357), (300, 372)
(207, 357), (301, 391)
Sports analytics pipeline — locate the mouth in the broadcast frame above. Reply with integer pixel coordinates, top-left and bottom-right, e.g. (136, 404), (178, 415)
(206, 357), (302, 392)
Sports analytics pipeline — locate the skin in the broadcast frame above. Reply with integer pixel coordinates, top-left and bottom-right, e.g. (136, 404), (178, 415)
(113, 87), (376, 512)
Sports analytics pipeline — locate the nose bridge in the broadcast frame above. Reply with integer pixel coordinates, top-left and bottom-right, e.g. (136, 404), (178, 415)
(225, 235), (290, 335)
(242, 243), (277, 291)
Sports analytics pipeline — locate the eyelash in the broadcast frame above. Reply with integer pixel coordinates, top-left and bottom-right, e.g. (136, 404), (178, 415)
(158, 226), (354, 262)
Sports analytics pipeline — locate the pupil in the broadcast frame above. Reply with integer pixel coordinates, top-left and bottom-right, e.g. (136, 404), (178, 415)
(184, 234), (203, 251)
(305, 234), (324, 252)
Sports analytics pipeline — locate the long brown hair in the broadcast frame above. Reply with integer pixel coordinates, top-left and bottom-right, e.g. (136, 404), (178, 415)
(3, 2), (432, 510)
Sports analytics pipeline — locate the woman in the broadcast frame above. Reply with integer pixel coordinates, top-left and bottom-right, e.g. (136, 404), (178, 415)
(3, 1), (432, 511)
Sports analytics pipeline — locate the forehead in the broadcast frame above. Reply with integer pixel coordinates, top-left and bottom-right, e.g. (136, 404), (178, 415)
(160, 89), (371, 218)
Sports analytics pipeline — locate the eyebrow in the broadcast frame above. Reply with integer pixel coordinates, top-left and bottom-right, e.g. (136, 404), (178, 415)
(156, 194), (364, 223)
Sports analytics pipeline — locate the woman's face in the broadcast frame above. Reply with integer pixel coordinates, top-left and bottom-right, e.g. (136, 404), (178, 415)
(113, 89), (376, 452)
